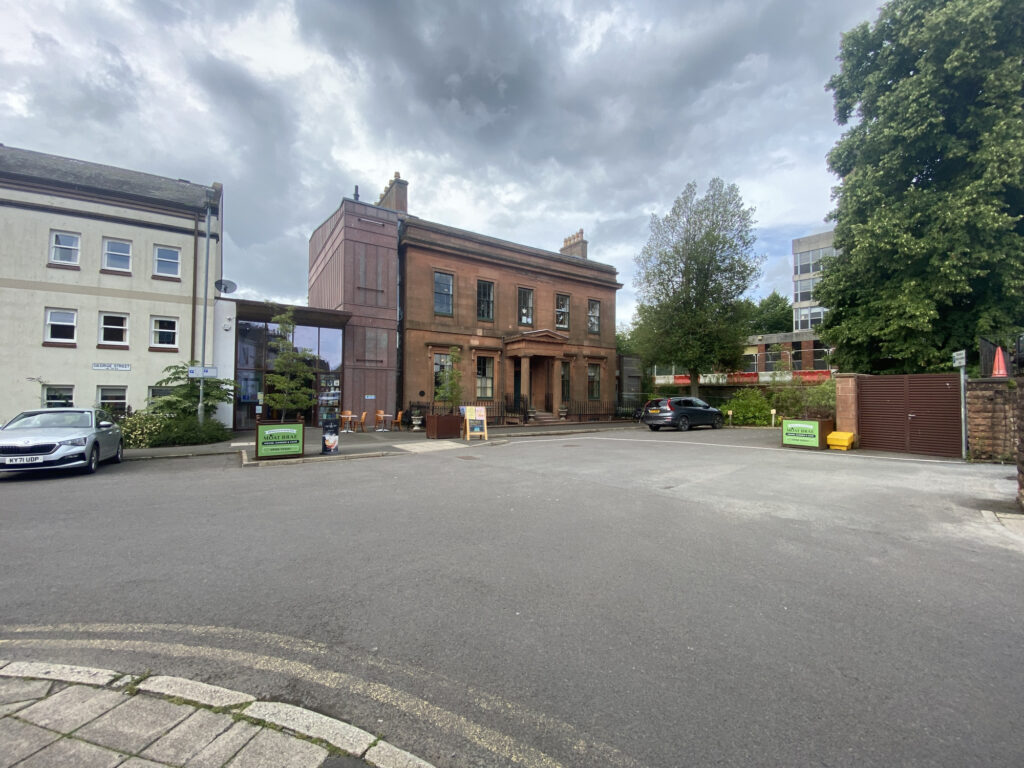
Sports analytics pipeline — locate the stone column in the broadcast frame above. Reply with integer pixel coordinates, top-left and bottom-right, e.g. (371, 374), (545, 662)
(835, 373), (858, 440)
(551, 359), (562, 416)
(520, 355), (531, 410)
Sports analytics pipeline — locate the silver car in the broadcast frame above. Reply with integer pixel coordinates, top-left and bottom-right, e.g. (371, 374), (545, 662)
(0, 408), (123, 474)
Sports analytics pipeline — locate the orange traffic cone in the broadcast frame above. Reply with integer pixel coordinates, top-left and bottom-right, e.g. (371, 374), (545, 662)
(992, 346), (1008, 377)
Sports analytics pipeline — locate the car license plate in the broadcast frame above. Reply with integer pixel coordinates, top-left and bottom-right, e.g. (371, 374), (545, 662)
(648, 409), (660, 414)
(5, 456), (43, 465)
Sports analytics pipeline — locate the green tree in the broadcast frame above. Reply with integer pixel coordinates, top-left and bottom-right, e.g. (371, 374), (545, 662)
(434, 346), (463, 413)
(819, 0), (1024, 373)
(748, 290), (793, 334)
(632, 178), (763, 395)
(616, 323), (639, 356)
(264, 307), (318, 422)
(151, 361), (234, 419)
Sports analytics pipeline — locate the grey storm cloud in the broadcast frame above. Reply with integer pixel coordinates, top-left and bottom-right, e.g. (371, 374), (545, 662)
(20, 31), (140, 129)
(0, 0), (882, 308)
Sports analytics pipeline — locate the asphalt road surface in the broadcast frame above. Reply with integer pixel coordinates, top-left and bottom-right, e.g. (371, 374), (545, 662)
(2, 428), (1022, 768)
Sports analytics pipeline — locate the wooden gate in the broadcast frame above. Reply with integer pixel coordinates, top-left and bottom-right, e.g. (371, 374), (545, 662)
(857, 374), (962, 457)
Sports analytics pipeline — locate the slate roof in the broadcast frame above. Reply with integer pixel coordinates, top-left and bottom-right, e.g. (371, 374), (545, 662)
(0, 143), (219, 213)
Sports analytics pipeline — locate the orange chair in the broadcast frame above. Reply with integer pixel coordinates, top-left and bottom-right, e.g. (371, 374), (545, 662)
(340, 410), (353, 432)
(373, 410), (385, 430)
(357, 411), (367, 432)
(393, 410), (404, 431)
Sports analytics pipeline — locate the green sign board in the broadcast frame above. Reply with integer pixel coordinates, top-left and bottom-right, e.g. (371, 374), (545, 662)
(782, 419), (821, 448)
(256, 423), (304, 458)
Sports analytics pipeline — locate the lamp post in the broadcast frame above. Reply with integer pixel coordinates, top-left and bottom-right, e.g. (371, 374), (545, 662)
(198, 191), (215, 424)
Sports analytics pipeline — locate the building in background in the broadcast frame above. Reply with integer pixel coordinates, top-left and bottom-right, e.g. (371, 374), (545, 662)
(792, 229), (832, 331)
(0, 145), (223, 422)
(308, 174), (622, 422)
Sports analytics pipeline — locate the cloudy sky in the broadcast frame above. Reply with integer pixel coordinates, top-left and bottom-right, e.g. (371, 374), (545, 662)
(0, 0), (881, 325)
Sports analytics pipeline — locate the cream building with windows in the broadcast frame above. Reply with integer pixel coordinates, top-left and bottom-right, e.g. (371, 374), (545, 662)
(0, 145), (223, 423)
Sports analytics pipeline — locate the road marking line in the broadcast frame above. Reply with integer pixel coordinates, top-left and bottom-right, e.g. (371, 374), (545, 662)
(0, 623), (645, 768)
(0, 633), (649, 768)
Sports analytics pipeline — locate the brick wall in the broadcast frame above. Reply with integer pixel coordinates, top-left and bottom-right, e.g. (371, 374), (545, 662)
(834, 373), (859, 440)
(966, 378), (1019, 463)
(1018, 379), (1024, 509)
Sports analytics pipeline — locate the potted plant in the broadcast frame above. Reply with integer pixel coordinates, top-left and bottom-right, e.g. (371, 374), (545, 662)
(410, 406), (424, 432)
(257, 307), (317, 458)
(780, 379), (836, 449)
(426, 346), (464, 439)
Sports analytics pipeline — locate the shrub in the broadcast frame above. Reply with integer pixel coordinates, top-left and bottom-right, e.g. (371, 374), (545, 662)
(722, 388), (772, 426)
(803, 379), (836, 419)
(770, 379), (836, 420)
(149, 416), (232, 447)
(119, 411), (168, 448)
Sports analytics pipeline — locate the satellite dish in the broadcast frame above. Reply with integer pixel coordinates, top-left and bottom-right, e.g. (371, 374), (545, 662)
(215, 279), (237, 294)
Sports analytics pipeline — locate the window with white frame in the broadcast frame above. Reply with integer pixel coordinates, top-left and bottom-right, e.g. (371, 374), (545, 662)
(154, 245), (181, 277)
(587, 299), (601, 334)
(49, 231), (80, 265)
(476, 356), (494, 398)
(102, 238), (132, 271)
(44, 385), (73, 407)
(148, 386), (174, 407)
(45, 308), (77, 342)
(98, 312), (129, 346)
(98, 386), (127, 416)
(555, 294), (570, 329)
(150, 316), (178, 348)
(793, 306), (827, 330)
(518, 287), (534, 325)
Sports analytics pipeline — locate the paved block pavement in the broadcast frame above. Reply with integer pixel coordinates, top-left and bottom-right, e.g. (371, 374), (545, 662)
(0, 661), (433, 768)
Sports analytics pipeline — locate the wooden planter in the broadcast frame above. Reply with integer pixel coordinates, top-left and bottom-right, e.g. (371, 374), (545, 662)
(781, 418), (834, 450)
(425, 413), (462, 439)
(255, 417), (305, 459)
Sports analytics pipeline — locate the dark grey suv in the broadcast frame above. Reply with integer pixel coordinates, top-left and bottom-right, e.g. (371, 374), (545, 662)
(640, 397), (723, 431)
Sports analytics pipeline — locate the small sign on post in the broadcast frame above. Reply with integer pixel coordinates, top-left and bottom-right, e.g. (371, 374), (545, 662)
(187, 366), (219, 378)
(953, 349), (967, 459)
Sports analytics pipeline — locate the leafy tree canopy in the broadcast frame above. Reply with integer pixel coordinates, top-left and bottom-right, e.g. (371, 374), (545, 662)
(151, 361), (234, 419)
(748, 290), (793, 335)
(819, 0), (1024, 373)
(264, 307), (318, 421)
(632, 178), (763, 394)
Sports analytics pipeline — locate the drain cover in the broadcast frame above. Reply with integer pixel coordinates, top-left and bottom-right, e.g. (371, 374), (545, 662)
(458, 455), (479, 460)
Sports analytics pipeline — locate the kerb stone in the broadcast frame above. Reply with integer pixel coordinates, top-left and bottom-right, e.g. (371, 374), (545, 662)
(138, 675), (255, 708)
(244, 701), (374, 756)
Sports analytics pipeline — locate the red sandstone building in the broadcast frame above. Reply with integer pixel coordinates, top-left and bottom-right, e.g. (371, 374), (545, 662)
(308, 174), (622, 423)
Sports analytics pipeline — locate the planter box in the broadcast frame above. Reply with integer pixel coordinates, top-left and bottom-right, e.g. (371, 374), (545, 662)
(255, 418), (305, 459)
(781, 418), (834, 450)
(426, 413), (462, 439)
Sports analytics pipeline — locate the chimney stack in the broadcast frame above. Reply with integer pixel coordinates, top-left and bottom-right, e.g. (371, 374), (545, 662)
(376, 171), (408, 213)
(559, 228), (587, 259)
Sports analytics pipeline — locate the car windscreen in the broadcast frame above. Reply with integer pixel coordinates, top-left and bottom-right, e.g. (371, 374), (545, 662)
(5, 411), (93, 429)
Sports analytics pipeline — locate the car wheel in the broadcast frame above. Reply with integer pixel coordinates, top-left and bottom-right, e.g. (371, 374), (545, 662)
(648, 425), (661, 431)
(112, 440), (124, 463)
(712, 414), (723, 429)
(676, 417), (689, 431)
(83, 445), (99, 474)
